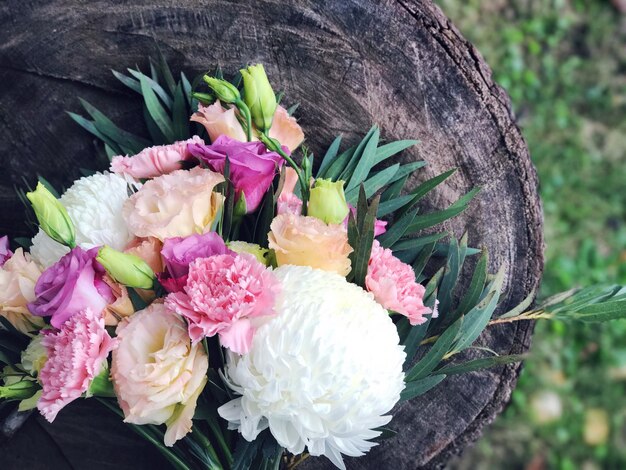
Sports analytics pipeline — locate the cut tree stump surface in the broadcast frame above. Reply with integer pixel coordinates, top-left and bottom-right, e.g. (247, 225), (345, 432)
(0, 0), (543, 468)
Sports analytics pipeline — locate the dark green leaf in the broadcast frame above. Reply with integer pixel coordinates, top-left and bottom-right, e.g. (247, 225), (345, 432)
(172, 83), (190, 141)
(339, 125), (378, 182)
(407, 188), (480, 233)
(378, 207), (418, 248)
(345, 163), (399, 204)
(139, 75), (175, 142)
(436, 354), (526, 375)
(345, 127), (380, 192)
(400, 374), (446, 401)
(129, 69), (173, 109)
(372, 139), (420, 166)
(317, 135), (342, 177)
(454, 250), (488, 317)
(112, 69), (141, 93)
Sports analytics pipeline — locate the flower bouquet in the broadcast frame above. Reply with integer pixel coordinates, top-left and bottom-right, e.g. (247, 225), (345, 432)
(1, 59), (624, 470)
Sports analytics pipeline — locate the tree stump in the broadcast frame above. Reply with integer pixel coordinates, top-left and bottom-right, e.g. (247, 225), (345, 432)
(0, 0), (543, 468)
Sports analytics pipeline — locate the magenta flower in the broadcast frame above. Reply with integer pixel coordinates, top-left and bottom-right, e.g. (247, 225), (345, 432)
(188, 135), (284, 213)
(28, 247), (114, 329)
(0, 236), (12, 267)
(166, 253), (280, 354)
(37, 308), (116, 422)
(366, 240), (432, 325)
(158, 232), (233, 293)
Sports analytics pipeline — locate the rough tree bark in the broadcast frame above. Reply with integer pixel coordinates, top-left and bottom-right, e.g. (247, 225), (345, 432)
(0, 0), (543, 468)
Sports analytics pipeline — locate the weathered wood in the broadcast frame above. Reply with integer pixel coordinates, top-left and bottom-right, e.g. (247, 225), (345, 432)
(0, 0), (543, 468)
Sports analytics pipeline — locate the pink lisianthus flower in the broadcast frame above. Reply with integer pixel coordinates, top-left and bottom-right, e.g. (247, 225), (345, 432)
(188, 135), (284, 213)
(166, 253), (280, 354)
(28, 247), (114, 329)
(0, 236), (12, 267)
(110, 136), (204, 180)
(37, 308), (115, 422)
(158, 232), (233, 293)
(190, 101), (247, 143)
(268, 106), (305, 152)
(276, 167), (303, 216)
(366, 240), (432, 325)
(345, 205), (387, 236)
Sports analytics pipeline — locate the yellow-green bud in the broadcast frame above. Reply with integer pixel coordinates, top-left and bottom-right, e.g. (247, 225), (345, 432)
(26, 182), (75, 248)
(203, 76), (241, 104)
(308, 179), (350, 225)
(227, 241), (270, 266)
(21, 335), (47, 377)
(240, 64), (277, 132)
(96, 246), (155, 289)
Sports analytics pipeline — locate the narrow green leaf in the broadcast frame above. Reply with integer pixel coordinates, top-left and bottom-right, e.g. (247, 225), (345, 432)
(386, 161), (427, 185)
(377, 194), (416, 217)
(317, 135), (342, 177)
(455, 250), (489, 317)
(339, 125), (378, 181)
(436, 354), (526, 375)
(437, 238), (461, 317)
(129, 69), (173, 109)
(345, 127), (380, 192)
(253, 188), (275, 248)
(400, 374), (446, 401)
(112, 69), (141, 93)
(408, 168), (457, 204)
(346, 163), (399, 204)
(372, 139), (420, 166)
(156, 49), (177, 95)
(323, 145), (355, 180)
(407, 188), (480, 233)
(391, 232), (447, 252)
(412, 242), (437, 280)
(143, 105), (168, 145)
(378, 207), (418, 248)
(381, 175), (408, 202)
(172, 83), (190, 141)
(139, 75), (175, 142)
(560, 300), (626, 322)
(498, 287), (537, 319)
(67, 112), (123, 156)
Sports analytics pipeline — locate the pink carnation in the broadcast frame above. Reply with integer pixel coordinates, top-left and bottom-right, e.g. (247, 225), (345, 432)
(166, 253), (280, 354)
(37, 308), (115, 422)
(110, 136), (204, 179)
(366, 240), (432, 325)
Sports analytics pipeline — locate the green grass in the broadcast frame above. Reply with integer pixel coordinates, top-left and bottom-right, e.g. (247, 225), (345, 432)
(435, 0), (626, 468)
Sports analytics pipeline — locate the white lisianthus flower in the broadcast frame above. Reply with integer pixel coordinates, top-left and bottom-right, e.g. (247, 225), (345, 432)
(218, 265), (406, 470)
(30, 173), (137, 268)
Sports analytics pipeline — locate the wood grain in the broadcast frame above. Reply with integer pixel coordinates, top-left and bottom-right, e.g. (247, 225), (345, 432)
(0, 0), (543, 468)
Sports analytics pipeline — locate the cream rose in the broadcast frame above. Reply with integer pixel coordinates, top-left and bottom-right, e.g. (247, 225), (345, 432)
(0, 248), (45, 333)
(111, 303), (208, 446)
(122, 167), (224, 241)
(268, 213), (353, 276)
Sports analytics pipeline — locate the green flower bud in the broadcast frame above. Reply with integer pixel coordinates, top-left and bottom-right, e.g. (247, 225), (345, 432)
(227, 241), (270, 266)
(26, 182), (76, 248)
(308, 179), (350, 225)
(21, 335), (47, 377)
(240, 64), (277, 132)
(203, 76), (241, 104)
(96, 245), (155, 290)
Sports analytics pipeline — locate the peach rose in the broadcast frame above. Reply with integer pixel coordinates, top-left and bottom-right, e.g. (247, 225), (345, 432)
(269, 105), (305, 152)
(268, 213), (353, 276)
(111, 303), (208, 447)
(0, 249), (45, 333)
(122, 167), (224, 241)
(190, 101), (247, 143)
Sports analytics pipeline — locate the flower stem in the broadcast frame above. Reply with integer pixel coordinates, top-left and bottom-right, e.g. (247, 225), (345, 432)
(191, 425), (224, 470)
(235, 99), (253, 142)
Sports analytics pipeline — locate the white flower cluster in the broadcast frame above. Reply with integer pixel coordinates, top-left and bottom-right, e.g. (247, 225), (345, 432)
(30, 172), (136, 267)
(219, 265), (406, 469)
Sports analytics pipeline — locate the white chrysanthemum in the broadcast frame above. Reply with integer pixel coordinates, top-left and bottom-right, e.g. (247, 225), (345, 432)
(30, 173), (137, 268)
(218, 265), (406, 470)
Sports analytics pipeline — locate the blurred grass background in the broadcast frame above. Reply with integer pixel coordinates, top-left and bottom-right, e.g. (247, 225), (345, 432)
(434, 0), (626, 468)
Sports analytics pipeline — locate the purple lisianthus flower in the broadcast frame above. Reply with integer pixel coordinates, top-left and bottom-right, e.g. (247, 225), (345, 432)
(188, 135), (284, 213)
(28, 247), (114, 328)
(158, 232), (233, 293)
(0, 236), (12, 267)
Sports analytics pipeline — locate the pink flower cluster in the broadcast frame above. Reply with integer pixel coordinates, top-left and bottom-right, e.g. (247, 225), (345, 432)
(37, 308), (115, 422)
(166, 253), (280, 354)
(366, 240), (433, 325)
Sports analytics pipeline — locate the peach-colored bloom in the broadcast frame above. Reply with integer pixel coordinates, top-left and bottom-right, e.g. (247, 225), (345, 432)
(122, 167), (224, 241)
(111, 303), (208, 447)
(101, 275), (134, 326)
(269, 106), (305, 152)
(0, 248), (45, 333)
(124, 237), (164, 274)
(38, 308), (115, 422)
(111, 136), (204, 180)
(277, 167), (303, 215)
(366, 240), (432, 325)
(190, 101), (247, 143)
(268, 213), (353, 276)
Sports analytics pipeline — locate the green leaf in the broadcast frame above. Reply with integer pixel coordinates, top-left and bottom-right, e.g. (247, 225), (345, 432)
(345, 163), (399, 204)
(345, 127), (380, 192)
(67, 112), (123, 156)
(454, 250), (489, 317)
(412, 242), (437, 280)
(317, 135), (342, 177)
(380, 175), (408, 202)
(112, 69), (141, 93)
(407, 188), (480, 233)
(139, 75), (176, 142)
(405, 317), (462, 381)
(559, 300), (626, 322)
(437, 237), (461, 317)
(253, 188), (275, 248)
(351, 192), (380, 287)
(377, 194), (416, 217)
(436, 354), (526, 375)
(400, 374), (446, 401)
(402, 298), (435, 369)
(172, 83), (190, 141)
(129, 69), (173, 109)
(378, 207), (418, 248)
(498, 287), (536, 319)
(391, 232), (447, 252)
(322, 145), (355, 180)
(386, 161), (427, 185)
(372, 139), (419, 166)
(156, 50), (177, 95)
(339, 125), (378, 182)
(407, 168), (457, 205)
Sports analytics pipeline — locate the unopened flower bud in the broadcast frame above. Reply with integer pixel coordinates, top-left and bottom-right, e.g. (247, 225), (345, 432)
(308, 179), (350, 225)
(203, 76), (241, 104)
(96, 246), (155, 290)
(26, 182), (76, 248)
(240, 64), (277, 132)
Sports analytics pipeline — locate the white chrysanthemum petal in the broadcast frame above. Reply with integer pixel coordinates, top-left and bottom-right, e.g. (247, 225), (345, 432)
(219, 265), (406, 469)
(30, 173), (137, 268)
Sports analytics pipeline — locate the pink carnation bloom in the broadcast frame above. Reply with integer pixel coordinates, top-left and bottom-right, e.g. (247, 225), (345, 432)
(366, 240), (432, 325)
(166, 253), (280, 354)
(37, 308), (115, 422)
(110, 136), (204, 179)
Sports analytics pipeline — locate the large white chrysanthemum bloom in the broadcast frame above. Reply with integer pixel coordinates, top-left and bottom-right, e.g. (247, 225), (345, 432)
(218, 265), (406, 469)
(30, 173), (136, 268)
